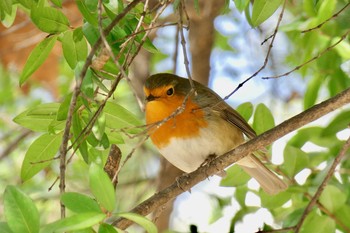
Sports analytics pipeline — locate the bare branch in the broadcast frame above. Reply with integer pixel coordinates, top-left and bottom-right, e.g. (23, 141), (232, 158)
(294, 135), (350, 233)
(178, 0), (195, 89)
(58, 0), (143, 218)
(263, 30), (350, 79)
(64, 1), (172, 186)
(223, 0), (286, 100)
(104, 144), (122, 188)
(302, 3), (350, 33)
(0, 129), (32, 159)
(172, 24), (180, 74)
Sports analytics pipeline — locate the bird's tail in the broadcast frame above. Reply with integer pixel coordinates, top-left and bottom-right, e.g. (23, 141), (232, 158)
(236, 154), (288, 195)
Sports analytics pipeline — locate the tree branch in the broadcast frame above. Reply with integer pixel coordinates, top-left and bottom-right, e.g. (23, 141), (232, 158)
(58, 0), (143, 218)
(294, 135), (350, 233)
(223, 0), (286, 100)
(112, 86), (350, 229)
(301, 3), (350, 33)
(0, 129), (32, 159)
(262, 29), (350, 79)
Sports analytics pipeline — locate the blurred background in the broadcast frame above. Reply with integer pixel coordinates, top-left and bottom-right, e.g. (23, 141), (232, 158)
(1, 0), (350, 232)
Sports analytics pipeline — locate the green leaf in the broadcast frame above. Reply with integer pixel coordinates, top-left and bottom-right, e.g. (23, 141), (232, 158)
(21, 133), (62, 181)
(244, 3), (253, 26)
(1, 3), (17, 27)
(105, 128), (124, 144)
(109, 24), (127, 40)
(41, 212), (106, 233)
(30, 6), (70, 33)
(16, 0), (35, 9)
(83, 22), (100, 46)
(48, 119), (66, 134)
(62, 28), (88, 69)
(233, 0), (250, 12)
(317, 0), (335, 23)
(50, 0), (62, 7)
(333, 38), (350, 60)
(0, 0), (12, 19)
(142, 37), (158, 53)
(19, 36), (57, 85)
(304, 74), (322, 109)
(0, 222), (13, 233)
(61, 192), (102, 213)
(281, 145), (309, 177)
(236, 102), (253, 122)
(252, 103), (275, 135)
(220, 165), (251, 187)
(303, 0), (318, 17)
(89, 163), (116, 212)
(13, 103), (60, 132)
(322, 110), (350, 136)
(76, 0), (98, 26)
(319, 185), (347, 213)
(234, 186), (248, 206)
(57, 93), (72, 121)
(300, 211), (335, 233)
(91, 72), (110, 93)
(98, 223), (119, 233)
(260, 190), (291, 209)
(116, 213), (157, 233)
(283, 207), (304, 227)
(80, 67), (94, 99)
(104, 101), (142, 134)
(251, 0), (282, 26)
(230, 206), (259, 225)
(4, 186), (39, 233)
(72, 112), (89, 163)
(334, 205), (350, 231)
(288, 127), (323, 148)
(85, 0), (98, 12)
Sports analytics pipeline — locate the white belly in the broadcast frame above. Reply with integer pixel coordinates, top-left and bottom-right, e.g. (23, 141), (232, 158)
(158, 119), (244, 173)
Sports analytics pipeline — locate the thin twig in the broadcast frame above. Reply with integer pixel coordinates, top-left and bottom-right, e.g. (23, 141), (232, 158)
(30, 156), (60, 164)
(262, 30), (350, 79)
(223, 0), (286, 101)
(302, 3), (350, 33)
(294, 135), (350, 232)
(68, 1), (171, 171)
(122, 0), (150, 110)
(113, 86), (350, 230)
(113, 135), (149, 180)
(172, 24), (180, 74)
(121, 22), (178, 41)
(48, 176), (60, 192)
(0, 129), (32, 159)
(57, 0), (143, 218)
(125, 1), (171, 69)
(178, 0), (195, 89)
(304, 193), (350, 232)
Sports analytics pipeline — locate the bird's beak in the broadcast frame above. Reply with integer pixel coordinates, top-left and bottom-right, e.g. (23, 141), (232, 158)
(145, 94), (157, 102)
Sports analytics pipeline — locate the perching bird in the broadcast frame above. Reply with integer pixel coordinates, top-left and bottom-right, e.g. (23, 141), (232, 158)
(144, 73), (287, 194)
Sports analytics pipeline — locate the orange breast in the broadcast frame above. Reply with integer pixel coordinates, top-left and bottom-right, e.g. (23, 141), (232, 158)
(145, 95), (208, 148)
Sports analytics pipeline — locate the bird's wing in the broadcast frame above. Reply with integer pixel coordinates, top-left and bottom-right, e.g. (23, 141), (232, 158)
(195, 86), (257, 139)
(216, 101), (256, 139)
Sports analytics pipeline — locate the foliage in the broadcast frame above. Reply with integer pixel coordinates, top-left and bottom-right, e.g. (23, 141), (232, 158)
(0, 0), (350, 232)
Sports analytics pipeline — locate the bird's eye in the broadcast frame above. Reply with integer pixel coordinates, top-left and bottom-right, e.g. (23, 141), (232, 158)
(166, 87), (174, 96)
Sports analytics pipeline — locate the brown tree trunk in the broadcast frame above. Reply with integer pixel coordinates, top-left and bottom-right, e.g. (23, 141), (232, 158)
(153, 1), (225, 232)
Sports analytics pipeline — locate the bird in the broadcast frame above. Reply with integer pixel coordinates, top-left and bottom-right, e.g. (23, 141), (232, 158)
(143, 73), (287, 195)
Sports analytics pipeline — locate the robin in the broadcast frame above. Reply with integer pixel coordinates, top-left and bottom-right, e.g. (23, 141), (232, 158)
(144, 73), (287, 194)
